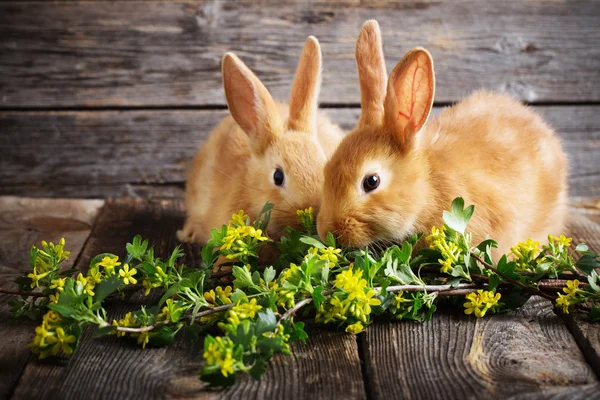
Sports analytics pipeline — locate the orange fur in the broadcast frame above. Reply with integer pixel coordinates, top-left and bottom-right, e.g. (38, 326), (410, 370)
(317, 20), (568, 255)
(178, 37), (344, 246)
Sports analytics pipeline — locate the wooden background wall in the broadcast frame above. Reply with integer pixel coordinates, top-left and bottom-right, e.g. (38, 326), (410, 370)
(0, 0), (598, 201)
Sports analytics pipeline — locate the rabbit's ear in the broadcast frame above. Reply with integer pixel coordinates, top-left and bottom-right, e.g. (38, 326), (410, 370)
(383, 47), (435, 149)
(288, 36), (322, 135)
(222, 53), (283, 154)
(356, 20), (388, 127)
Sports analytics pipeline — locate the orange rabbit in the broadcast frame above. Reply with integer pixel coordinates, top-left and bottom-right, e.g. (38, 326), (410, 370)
(178, 36), (343, 245)
(317, 20), (568, 255)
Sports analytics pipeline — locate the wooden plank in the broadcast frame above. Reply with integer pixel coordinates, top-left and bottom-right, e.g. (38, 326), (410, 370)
(363, 298), (599, 399)
(0, 1), (599, 107)
(11, 198), (366, 400)
(560, 209), (600, 382)
(362, 209), (600, 399)
(0, 197), (104, 399)
(1, 106), (598, 198)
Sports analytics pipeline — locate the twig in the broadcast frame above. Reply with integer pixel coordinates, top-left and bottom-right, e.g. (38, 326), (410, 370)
(0, 288), (48, 298)
(470, 252), (555, 301)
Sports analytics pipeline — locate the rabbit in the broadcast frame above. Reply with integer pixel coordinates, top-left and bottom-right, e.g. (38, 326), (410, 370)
(178, 36), (344, 249)
(316, 20), (568, 256)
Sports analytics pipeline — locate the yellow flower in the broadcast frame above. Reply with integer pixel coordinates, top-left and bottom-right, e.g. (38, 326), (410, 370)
(230, 210), (249, 226)
(426, 226), (445, 244)
(393, 291), (412, 308)
(43, 310), (62, 325)
(204, 289), (216, 304)
(556, 293), (572, 313)
(550, 234), (572, 248)
(464, 290), (501, 318)
(77, 273), (95, 296)
(297, 207), (314, 231)
(49, 278), (66, 292)
(228, 298), (262, 327)
(319, 247), (342, 263)
(137, 331), (150, 349)
(345, 322), (364, 334)
(439, 258), (453, 274)
(335, 267), (362, 292)
(563, 279), (580, 297)
(203, 336), (237, 377)
(49, 293), (60, 304)
(88, 267), (103, 284)
(97, 256), (121, 276)
(119, 264), (138, 285)
(46, 327), (76, 356)
(112, 312), (137, 336)
(27, 267), (49, 288)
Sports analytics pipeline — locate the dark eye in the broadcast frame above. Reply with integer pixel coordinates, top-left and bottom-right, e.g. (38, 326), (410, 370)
(363, 174), (380, 192)
(273, 168), (285, 187)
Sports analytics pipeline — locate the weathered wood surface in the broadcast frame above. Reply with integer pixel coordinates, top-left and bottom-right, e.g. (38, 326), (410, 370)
(361, 208), (600, 400)
(363, 298), (599, 399)
(560, 209), (600, 386)
(1, 1), (599, 107)
(10, 198), (366, 400)
(0, 197), (104, 399)
(1, 106), (599, 199)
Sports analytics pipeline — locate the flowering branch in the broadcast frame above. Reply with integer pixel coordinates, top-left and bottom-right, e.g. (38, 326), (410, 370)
(470, 252), (555, 301)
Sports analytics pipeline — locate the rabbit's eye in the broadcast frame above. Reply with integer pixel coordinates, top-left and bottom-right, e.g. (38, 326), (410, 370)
(273, 168), (285, 187)
(363, 174), (380, 192)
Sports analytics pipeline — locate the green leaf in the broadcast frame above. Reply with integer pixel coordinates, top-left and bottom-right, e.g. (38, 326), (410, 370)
(312, 286), (326, 309)
(576, 253), (600, 276)
(450, 264), (470, 280)
(497, 255), (519, 279)
(149, 325), (180, 347)
(575, 243), (589, 252)
(93, 276), (121, 305)
(289, 321), (308, 343)
(588, 270), (600, 292)
(232, 266), (256, 289)
(442, 197), (474, 234)
(255, 309), (277, 336)
(263, 266), (276, 286)
(299, 236), (326, 249)
(231, 289), (247, 304)
(126, 235), (148, 261)
(249, 358), (267, 380)
(159, 283), (180, 307)
(476, 239), (498, 252)
(487, 274), (500, 292)
(93, 325), (117, 338)
(397, 242), (413, 265)
(589, 306), (600, 322)
(325, 232), (336, 248)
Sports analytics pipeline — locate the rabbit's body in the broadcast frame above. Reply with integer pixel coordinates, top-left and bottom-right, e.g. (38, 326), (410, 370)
(181, 103), (343, 244)
(317, 21), (567, 255)
(408, 91), (567, 253)
(178, 37), (343, 245)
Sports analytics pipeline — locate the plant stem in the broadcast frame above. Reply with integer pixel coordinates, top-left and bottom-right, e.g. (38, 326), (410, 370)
(470, 252), (555, 301)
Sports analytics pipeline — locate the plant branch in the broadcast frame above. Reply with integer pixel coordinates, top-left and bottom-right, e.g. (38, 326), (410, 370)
(470, 252), (555, 301)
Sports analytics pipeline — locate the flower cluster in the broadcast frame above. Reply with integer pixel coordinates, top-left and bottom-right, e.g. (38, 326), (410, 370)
(203, 336), (239, 377)
(463, 290), (502, 318)
(426, 226), (464, 274)
(220, 211), (269, 262)
(297, 207), (314, 233)
(510, 238), (541, 270)
(555, 279), (580, 313)
(204, 286), (233, 306)
(28, 310), (77, 358)
(221, 298), (263, 331)
(317, 267), (381, 331)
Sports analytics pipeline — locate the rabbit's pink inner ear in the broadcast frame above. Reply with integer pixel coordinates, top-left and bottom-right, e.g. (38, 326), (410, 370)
(385, 49), (435, 145)
(222, 56), (260, 137)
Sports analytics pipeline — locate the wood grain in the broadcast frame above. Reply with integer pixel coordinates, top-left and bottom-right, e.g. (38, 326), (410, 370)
(0, 197), (104, 399)
(362, 298), (598, 399)
(10, 198), (366, 400)
(560, 209), (600, 383)
(1, 106), (598, 199)
(0, 1), (599, 107)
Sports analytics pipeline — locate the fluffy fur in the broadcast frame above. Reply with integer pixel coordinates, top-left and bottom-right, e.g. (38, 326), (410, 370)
(178, 36), (344, 245)
(317, 20), (568, 255)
